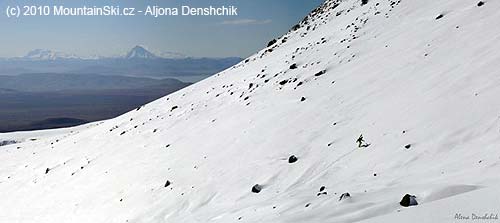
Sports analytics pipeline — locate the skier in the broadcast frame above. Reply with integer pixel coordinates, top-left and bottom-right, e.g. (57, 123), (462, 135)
(356, 134), (364, 148)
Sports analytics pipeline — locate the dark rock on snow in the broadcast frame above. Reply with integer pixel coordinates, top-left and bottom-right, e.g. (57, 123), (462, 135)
(400, 194), (418, 207)
(267, 39), (277, 47)
(314, 70), (326, 77)
(288, 155), (298, 163)
(317, 191), (327, 196)
(252, 184), (263, 193)
(339, 192), (351, 201)
(319, 186), (326, 192)
(291, 24), (301, 31)
(164, 180), (171, 188)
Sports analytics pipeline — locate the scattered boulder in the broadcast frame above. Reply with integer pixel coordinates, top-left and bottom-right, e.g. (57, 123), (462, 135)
(317, 186), (328, 196)
(252, 184), (263, 193)
(290, 64), (298, 69)
(45, 168), (50, 174)
(267, 39), (277, 47)
(164, 180), (171, 188)
(435, 14), (444, 20)
(339, 192), (351, 201)
(477, 1), (485, 6)
(400, 194), (418, 207)
(405, 144), (412, 149)
(170, 106), (179, 112)
(317, 192), (327, 196)
(314, 70), (326, 77)
(279, 80), (289, 85)
(301, 97), (307, 102)
(361, 0), (369, 5)
(288, 155), (298, 163)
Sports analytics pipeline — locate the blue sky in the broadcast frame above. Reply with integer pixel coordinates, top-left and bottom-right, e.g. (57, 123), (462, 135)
(0, 0), (323, 58)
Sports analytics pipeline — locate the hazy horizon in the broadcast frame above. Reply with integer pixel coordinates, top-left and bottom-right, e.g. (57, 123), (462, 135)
(0, 0), (323, 58)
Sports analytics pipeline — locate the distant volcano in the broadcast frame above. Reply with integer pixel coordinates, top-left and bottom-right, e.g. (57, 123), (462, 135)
(125, 45), (158, 59)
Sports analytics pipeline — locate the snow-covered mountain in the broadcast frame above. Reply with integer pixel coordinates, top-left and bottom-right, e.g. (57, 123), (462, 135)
(24, 49), (79, 60)
(125, 45), (158, 59)
(18, 46), (187, 61)
(124, 46), (187, 60)
(1, 0), (500, 222)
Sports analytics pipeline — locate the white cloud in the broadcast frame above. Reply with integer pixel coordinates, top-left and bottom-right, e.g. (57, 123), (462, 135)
(220, 19), (272, 25)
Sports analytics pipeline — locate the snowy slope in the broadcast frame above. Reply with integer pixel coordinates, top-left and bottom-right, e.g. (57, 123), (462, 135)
(2, 0), (500, 222)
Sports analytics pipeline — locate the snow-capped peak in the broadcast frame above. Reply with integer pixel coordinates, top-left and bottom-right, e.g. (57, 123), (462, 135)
(125, 45), (158, 59)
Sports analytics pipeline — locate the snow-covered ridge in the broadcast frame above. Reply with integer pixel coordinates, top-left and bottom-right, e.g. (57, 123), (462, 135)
(1, 0), (500, 222)
(17, 46), (187, 61)
(24, 49), (80, 60)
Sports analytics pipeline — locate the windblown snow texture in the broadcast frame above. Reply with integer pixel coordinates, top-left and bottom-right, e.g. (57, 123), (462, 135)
(1, 0), (500, 222)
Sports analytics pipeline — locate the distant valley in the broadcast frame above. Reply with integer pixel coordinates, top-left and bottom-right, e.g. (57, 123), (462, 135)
(0, 74), (191, 132)
(0, 46), (241, 132)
